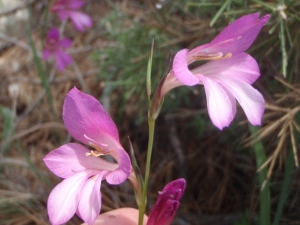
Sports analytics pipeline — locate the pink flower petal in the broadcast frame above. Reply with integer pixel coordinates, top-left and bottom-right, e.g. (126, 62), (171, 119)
(173, 49), (199, 86)
(47, 28), (60, 40)
(218, 78), (265, 126)
(68, 0), (86, 9)
(190, 13), (270, 55)
(59, 38), (72, 49)
(43, 143), (118, 179)
(43, 49), (50, 60)
(47, 170), (94, 225)
(77, 173), (105, 225)
(69, 11), (93, 31)
(54, 50), (73, 71)
(106, 149), (131, 185)
(58, 11), (69, 21)
(63, 87), (120, 150)
(198, 75), (236, 130)
(192, 52), (260, 84)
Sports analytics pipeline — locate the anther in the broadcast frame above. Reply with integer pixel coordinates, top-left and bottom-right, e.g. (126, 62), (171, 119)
(193, 52), (232, 61)
(86, 142), (111, 157)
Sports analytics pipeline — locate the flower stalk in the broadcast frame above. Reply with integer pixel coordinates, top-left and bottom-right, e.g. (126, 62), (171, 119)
(139, 116), (156, 225)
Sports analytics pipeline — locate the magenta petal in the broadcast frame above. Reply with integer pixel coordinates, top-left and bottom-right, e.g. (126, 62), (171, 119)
(193, 53), (260, 84)
(63, 87), (120, 149)
(47, 28), (60, 40)
(199, 75), (236, 130)
(208, 13), (269, 53)
(58, 11), (69, 20)
(43, 49), (51, 60)
(69, 11), (93, 31)
(54, 50), (73, 71)
(43, 143), (118, 179)
(173, 49), (199, 86)
(147, 178), (186, 225)
(106, 149), (131, 185)
(47, 170), (93, 225)
(59, 38), (73, 48)
(77, 173), (105, 225)
(68, 0), (86, 9)
(218, 78), (265, 126)
(190, 13), (270, 54)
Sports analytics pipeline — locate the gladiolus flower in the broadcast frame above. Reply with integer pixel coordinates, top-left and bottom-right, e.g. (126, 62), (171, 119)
(43, 87), (131, 225)
(147, 178), (186, 225)
(160, 13), (270, 130)
(50, 0), (93, 31)
(43, 28), (73, 71)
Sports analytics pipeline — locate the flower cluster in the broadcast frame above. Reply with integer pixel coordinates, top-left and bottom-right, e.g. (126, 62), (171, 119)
(43, 0), (93, 71)
(44, 12), (269, 225)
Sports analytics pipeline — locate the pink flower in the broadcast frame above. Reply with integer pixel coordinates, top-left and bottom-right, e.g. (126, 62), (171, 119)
(43, 87), (131, 225)
(160, 13), (270, 130)
(147, 178), (186, 225)
(43, 28), (73, 71)
(50, 0), (93, 32)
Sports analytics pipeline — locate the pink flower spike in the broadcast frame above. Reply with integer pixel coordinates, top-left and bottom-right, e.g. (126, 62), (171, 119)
(51, 0), (93, 32)
(43, 87), (132, 225)
(147, 178), (186, 225)
(43, 28), (73, 71)
(160, 13), (269, 130)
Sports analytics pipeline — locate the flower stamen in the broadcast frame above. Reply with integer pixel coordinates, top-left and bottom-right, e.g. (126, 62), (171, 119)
(193, 52), (232, 61)
(86, 142), (111, 157)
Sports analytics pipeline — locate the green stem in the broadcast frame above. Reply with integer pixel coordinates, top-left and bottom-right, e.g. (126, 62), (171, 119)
(249, 125), (270, 225)
(138, 117), (155, 225)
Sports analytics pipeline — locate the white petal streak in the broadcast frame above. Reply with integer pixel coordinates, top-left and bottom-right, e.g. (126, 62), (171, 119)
(192, 53), (260, 84)
(77, 172), (106, 225)
(218, 78), (265, 125)
(47, 170), (95, 225)
(199, 75), (236, 130)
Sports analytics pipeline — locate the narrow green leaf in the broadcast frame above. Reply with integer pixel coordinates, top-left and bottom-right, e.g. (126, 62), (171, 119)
(210, 0), (232, 27)
(27, 18), (54, 115)
(279, 19), (287, 78)
(272, 147), (294, 225)
(146, 39), (154, 103)
(128, 137), (144, 207)
(0, 106), (14, 153)
(249, 125), (270, 225)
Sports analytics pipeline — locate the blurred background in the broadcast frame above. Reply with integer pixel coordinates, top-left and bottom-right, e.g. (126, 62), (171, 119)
(0, 0), (300, 224)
